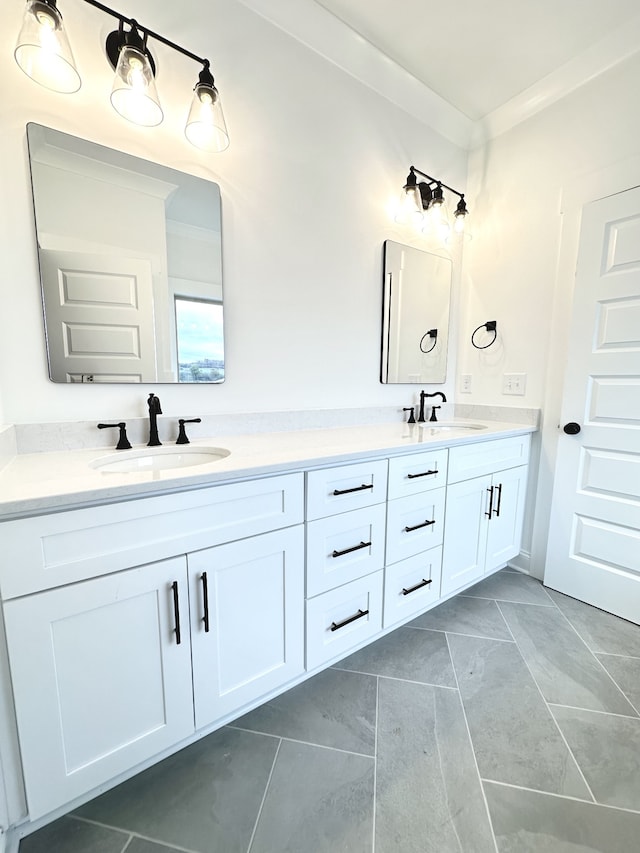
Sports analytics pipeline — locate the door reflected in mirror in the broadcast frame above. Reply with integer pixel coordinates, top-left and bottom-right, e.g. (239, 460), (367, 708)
(27, 123), (224, 383)
(380, 240), (452, 384)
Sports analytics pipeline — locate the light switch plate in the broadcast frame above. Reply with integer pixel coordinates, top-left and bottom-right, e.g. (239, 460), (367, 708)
(502, 373), (527, 395)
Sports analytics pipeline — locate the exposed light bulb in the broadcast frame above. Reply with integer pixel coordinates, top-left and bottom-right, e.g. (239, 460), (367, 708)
(14, 0), (81, 93)
(110, 43), (163, 127)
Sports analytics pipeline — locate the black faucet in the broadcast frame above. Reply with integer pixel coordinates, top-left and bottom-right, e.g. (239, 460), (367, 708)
(418, 391), (447, 423)
(147, 393), (162, 446)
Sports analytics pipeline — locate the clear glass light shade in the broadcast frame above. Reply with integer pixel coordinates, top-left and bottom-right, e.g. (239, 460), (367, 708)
(185, 85), (230, 152)
(394, 186), (423, 225)
(454, 211), (467, 233)
(14, 0), (81, 93)
(110, 45), (163, 127)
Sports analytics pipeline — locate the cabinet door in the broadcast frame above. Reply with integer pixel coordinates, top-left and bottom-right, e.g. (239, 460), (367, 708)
(3, 558), (194, 820)
(189, 526), (304, 730)
(485, 465), (528, 573)
(441, 475), (492, 597)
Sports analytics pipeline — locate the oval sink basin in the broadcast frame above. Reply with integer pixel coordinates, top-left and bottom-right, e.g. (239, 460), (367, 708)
(421, 422), (487, 431)
(91, 446), (230, 473)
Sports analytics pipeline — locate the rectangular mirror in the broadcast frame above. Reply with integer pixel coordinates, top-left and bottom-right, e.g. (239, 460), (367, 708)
(380, 240), (451, 384)
(27, 123), (224, 383)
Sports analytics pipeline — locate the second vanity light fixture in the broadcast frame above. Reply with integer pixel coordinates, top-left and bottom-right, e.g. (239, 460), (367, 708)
(399, 166), (469, 239)
(14, 0), (229, 152)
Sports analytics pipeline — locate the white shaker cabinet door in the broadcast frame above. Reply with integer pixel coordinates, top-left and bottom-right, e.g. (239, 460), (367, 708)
(441, 475), (492, 597)
(189, 526), (305, 730)
(3, 557), (194, 821)
(485, 465), (528, 573)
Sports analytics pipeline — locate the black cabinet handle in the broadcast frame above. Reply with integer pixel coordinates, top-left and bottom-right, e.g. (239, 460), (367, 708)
(404, 519), (435, 532)
(402, 578), (432, 596)
(494, 483), (503, 518)
(330, 609), (369, 632)
(407, 469), (438, 479)
(485, 486), (494, 518)
(333, 483), (374, 496)
(171, 581), (181, 645)
(201, 572), (210, 633)
(332, 540), (372, 558)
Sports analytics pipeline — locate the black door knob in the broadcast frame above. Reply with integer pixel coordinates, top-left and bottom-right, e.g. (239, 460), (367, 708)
(563, 422), (581, 435)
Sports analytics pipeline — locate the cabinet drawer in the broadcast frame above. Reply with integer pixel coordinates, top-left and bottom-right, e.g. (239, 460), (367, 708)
(387, 449), (448, 499)
(306, 459), (388, 520)
(0, 473), (304, 599)
(306, 504), (386, 597)
(306, 571), (383, 670)
(386, 488), (445, 565)
(447, 434), (531, 483)
(383, 547), (442, 629)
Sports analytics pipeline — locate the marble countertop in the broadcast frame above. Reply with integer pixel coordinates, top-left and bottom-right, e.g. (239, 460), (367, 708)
(0, 419), (536, 520)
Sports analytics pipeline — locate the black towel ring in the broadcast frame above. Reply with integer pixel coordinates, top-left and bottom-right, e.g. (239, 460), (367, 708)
(471, 320), (497, 350)
(419, 329), (438, 354)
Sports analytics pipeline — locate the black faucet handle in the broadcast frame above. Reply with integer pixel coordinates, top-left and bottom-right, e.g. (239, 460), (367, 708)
(97, 422), (132, 450)
(147, 392), (162, 414)
(176, 418), (202, 445)
(429, 406), (441, 423)
(402, 407), (416, 424)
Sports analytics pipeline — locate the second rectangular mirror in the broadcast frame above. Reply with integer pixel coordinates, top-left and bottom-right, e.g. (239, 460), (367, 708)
(380, 240), (452, 384)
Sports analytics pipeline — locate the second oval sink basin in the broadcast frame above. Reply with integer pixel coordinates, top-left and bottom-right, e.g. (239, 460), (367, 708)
(90, 446), (230, 473)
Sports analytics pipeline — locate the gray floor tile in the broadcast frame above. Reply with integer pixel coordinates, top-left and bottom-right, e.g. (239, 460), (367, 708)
(19, 817), (129, 853)
(375, 678), (495, 853)
(75, 727), (278, 853)
(409, 593), (513, 640)
(499, 601), (637, 715)
(551, 705), (640, 811)
(485, 781), (640, 853)
(546, 589), (640, 656)
(249, 740), (374, 853)
(333, 626), (456, 687)
(447, 633), (590, 799)
(462, 571), (555, 605)
(233, 667), (376, 755)
(596, 654), (640, 712)
(126, 839), (185, 853)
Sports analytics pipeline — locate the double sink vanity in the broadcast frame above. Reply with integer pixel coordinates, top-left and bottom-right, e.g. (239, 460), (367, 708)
(0, 415), (533, 836)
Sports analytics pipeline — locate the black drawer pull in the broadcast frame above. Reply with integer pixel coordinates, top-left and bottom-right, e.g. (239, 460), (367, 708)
(201, 571), (210, 633)
(407, 469), (438, 479)
(402, 578), (432, 596)
(404, 519), (436, 532)
(332, 540), (372, 558)
(330, 608), (369, 632)
(485, 486), (494, 518)
(171, 581), (181, 645)
(494, 483), (503, 518)
(333, 483), (374, 496)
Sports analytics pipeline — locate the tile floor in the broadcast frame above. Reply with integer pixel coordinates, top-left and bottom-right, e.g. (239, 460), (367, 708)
(19, 569), (640, 853)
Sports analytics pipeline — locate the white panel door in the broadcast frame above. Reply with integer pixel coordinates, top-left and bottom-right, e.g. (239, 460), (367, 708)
(485, 466), (528, 573)
(189, 526), (305, 730)
(545, 186), (640, 623)
(39, 249), (157, 382)
(441, 475), (491, 596)
(3, 558), (194, 819)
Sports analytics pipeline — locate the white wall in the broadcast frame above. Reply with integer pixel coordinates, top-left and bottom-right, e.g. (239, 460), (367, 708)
(460, 52), (640, 576)
(0, 0), (465, 425)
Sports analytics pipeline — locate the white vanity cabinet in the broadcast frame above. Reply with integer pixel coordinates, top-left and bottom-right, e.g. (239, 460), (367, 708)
(441, 436), (530, 597)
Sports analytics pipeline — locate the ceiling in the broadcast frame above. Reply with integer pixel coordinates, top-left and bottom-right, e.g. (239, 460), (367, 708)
(313, 0), (640, 121)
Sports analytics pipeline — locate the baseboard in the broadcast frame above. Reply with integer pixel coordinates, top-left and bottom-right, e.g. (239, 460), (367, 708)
(507, 550), (538, 578)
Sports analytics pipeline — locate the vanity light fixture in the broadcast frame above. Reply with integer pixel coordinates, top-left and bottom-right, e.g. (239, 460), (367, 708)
(399, 166), (469, 237)
(14, 0), (229, 152)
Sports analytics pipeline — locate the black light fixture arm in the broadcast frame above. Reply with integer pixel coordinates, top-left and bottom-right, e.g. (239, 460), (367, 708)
(409, 166), (464, 201)
(81, 0), (210, 67)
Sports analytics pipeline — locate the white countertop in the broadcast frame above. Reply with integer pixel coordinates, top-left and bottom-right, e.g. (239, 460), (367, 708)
(0, 419), (536, 520)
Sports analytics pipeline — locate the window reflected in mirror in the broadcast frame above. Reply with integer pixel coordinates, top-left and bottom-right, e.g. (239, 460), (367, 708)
(175, 297), (224, 383)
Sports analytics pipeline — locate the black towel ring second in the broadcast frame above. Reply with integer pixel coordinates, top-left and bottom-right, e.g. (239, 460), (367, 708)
(419, 329), (438, 354)
(471, 320), (497, 349)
